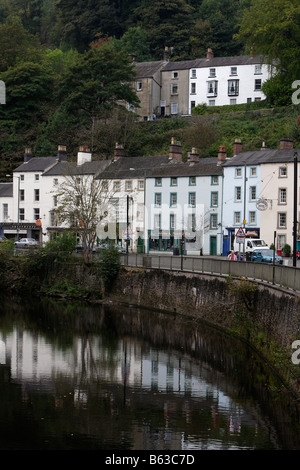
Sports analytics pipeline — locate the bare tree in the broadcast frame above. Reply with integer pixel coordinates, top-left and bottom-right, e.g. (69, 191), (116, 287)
(54, 174), (115, 263)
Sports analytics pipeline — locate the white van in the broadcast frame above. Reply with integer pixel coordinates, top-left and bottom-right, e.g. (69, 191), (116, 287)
(234, 238), (269, 256)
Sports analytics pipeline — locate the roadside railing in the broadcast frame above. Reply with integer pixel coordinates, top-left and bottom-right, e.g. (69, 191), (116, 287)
(120, 253), (300, 293)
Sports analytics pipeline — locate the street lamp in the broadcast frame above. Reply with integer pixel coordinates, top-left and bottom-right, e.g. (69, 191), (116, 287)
(293, 152), (298, 267)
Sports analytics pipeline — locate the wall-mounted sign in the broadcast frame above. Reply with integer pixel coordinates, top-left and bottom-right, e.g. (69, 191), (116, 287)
(256, 199), (268, 211)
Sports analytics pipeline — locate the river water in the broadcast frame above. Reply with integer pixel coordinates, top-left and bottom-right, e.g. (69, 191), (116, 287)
(0, 295), (299, 451)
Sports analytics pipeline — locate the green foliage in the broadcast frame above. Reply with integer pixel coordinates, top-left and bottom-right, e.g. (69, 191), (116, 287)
(236, 0), (300, 80)
(56, 43), (139, 119)
(41, 232), (77, 260)
(0, 15), (43, 72)
(262, 74), (292, 107)
(98, 246), (121, 291)
(282, 244), (291, 255)
(192, 100), (268, 116)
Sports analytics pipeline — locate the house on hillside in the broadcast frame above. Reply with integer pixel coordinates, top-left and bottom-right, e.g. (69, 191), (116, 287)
(160, 59), (197, 117)
(189, 50), (273, 111)
(134, 49), (274, 117)
(132, 57), (168, 121)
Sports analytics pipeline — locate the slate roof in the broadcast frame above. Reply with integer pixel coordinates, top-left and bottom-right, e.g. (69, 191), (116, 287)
(0, 182), (13, 197)
(222, 148), (300, 167)
(135, 61), (167, 78)
(97, 156), (222, 180)
(161, 55), (266, 72)
(97, 156), (170, 180)
(42, 159), (110, 177)
(193, 55), (266, 69)
(14, 157), (57, 173)
(147, 157), (223, 178)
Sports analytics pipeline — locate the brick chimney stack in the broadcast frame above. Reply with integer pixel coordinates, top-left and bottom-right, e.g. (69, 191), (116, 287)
(169, 137), (182, 163)
(217, 145), (227, 163)
(233, 138), (243, 156)
(114, 142), (125, 161)
(24, 148), (33, 163)
(280, 138), (293, 150)
(188, 147), (200, 164)
(206, 48), (214, 59)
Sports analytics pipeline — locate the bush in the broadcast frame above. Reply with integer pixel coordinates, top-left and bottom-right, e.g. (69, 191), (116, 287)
(98, 246), (121, 291)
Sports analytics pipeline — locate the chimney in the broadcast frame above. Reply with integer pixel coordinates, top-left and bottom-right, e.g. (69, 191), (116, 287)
(188, 147), (200, 164)
(77, 145), (92, 165)
(206, 48), (214, 60)
(114, 142), (125, 161)
(233, 138), (243, 156)
(24, 148), (33, 163)
(164, 46), (170, 61)
(261, 141), (269, 150)
(57, 145), (67, 161)
(280, 138), (293, 150)
(218, 145), (227, 164)
(169, 137), (182, 163)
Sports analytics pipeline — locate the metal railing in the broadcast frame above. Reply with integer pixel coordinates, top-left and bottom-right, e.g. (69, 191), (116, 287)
(120, 253), (300, 293)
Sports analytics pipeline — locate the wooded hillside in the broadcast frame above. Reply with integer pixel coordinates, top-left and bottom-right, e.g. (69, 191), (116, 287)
(0, 0), (299, 180)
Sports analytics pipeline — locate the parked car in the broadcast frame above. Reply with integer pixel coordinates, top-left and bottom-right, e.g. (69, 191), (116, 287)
(0, 235), (7, 242)
(251, 249), (283, 264)
(14, 238), (39, 248)
(75, 243), (97, 253)
(95, 243), (126, 254)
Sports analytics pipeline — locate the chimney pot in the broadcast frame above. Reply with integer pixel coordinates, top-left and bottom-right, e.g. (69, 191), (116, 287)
(189, 147), (199, 163)
(114, 142), (125, 161)
(280, 138), (293, 150)
(24, 148), (33, 163)
(206, 48), (214, 59)
(57, 145), (67, 161)
(218, 145), (227, 163)
(233, 138), (243, 156)
(169, 137), (182, 163)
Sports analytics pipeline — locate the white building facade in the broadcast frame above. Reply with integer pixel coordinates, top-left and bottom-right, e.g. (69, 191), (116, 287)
(188, 53), (272, 112)
(145, 143), (223, 255)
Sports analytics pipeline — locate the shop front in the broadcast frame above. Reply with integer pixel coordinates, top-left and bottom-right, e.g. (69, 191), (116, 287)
(0, 222), (42, 241)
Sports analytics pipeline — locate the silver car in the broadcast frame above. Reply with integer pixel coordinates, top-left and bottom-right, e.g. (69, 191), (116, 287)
(14, 238), (39, 248)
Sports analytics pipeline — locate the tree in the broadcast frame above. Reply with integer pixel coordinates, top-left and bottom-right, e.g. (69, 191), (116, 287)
(191, 0), (246, 58)
(54, 171), (115, 264)
(236, 0), (300, 80)
(56, 43), (139, 148)
(114, 26), (153, 62)
(133, 0), (195, 60)
(0, 15), (43, 71)
(0, 61), (54, 122)
(54, 0), (121, 51)
(57, 43), (139, 116)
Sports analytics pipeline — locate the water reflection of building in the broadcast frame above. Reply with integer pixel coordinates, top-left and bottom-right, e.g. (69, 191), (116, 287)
(0, 326), (273, 450)
(2, 327), (239, 403)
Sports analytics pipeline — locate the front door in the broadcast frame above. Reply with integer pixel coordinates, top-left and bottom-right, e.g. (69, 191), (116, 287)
(210, 235), (217, 255)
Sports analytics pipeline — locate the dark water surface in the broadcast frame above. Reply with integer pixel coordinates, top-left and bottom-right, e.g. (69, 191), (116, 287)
(0, 295), (299, 451)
